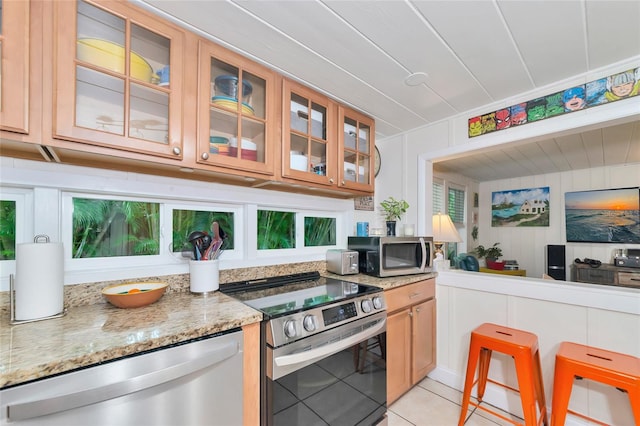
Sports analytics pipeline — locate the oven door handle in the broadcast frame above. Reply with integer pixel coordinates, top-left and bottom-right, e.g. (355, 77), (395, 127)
(274, 318), (386, 368)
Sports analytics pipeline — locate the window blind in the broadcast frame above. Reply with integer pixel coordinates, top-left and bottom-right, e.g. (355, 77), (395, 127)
(448, 187), (465, 224)
(433, 181), (444, 215)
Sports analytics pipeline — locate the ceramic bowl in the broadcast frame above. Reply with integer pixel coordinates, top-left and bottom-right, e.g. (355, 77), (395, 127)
(290, 153), (308, 171)
(102, 281), (168, 309)
(77, 38), (153, 82)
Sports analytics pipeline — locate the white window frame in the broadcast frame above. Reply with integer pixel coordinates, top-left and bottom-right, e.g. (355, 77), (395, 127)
(252, 206), (345, 260)
(0, 187), (34, 289)
(62, 191), (166, 271)
(1, 159), (352, 286)
(165, 201), (244, 263)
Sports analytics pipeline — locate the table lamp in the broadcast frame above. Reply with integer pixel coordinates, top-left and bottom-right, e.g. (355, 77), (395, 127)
(432, 213), (462, 261)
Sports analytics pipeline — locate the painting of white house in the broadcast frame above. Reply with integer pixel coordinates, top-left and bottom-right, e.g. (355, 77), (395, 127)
(492, 187), (550, 227)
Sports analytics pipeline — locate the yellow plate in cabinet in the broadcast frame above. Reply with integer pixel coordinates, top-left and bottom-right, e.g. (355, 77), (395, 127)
(212, 98), (255, 116)
(77, 38), (154, 83)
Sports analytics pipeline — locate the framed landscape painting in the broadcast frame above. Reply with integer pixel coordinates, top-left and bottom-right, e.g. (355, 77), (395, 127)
(491, 187), (550, 227)
(564, 187), (640, 243)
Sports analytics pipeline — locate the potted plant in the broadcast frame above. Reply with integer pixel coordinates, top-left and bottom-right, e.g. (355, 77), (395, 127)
(379, 197), (409, 236)
(472, 242), (504, 269)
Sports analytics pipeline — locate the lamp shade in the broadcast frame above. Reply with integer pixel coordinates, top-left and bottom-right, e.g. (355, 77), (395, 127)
(432, 213), (462, 243)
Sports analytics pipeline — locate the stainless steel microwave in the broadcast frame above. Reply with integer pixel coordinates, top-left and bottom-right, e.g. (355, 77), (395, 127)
(347, 236), (433, 277)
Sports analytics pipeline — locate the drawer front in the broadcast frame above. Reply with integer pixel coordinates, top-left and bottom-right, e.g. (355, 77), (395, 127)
(577, 268), (615, 284)
(617, 271), (640, 288)
(385, 279), (435, 312)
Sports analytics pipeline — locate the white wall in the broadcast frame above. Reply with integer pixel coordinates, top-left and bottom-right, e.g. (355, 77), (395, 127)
(479, 163), (640, 279)
(375, 58), (640, 277)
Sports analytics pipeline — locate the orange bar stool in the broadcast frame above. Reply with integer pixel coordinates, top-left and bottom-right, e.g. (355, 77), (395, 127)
(551, 342), (640, 426)
(458, 323), (548, 426)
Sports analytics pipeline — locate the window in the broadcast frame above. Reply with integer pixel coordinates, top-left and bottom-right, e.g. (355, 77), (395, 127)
(172, 209), (235, 254)
(304, 216), (336, 246)
(448, 187), (465, 224)
(0, 200), (17, 260)
(3, 161), (348, 286)
(72, 197), (160, 258)
(432, 178), (466, 262)
(433, 179), (444, 215)
(257, 210), (295, 249)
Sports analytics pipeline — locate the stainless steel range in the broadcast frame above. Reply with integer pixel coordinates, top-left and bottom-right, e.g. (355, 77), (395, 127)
(222, 271), (387, 426)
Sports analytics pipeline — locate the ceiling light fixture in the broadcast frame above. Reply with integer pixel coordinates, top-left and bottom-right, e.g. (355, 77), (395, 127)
(404, 72), (429, 86)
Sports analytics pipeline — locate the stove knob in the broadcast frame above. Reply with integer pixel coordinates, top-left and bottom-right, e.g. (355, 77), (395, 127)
(372, 296), (383, 310)
(303, 315), (316, 332)
(284, 320), (297, 338)
(361, 299), (372, 313)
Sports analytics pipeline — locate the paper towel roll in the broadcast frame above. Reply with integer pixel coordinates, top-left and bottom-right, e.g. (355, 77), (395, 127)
(14, 237), (64, 321)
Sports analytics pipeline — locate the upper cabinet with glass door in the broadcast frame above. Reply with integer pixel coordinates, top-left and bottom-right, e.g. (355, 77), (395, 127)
(282, 79), (337, 186)
(52, 0), (185, 159)
(338, 106), (375, 193)
(196, 40), (276, 177)
(0, 0), (30, 134)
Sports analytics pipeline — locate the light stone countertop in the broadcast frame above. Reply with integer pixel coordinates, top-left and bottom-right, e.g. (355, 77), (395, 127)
(0, 263), (436, 390)
(0, 291), (261, 389)
(323, 271), (437, 290)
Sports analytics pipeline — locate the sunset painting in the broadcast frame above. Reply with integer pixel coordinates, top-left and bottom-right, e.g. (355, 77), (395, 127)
(565, 187), (640, 243)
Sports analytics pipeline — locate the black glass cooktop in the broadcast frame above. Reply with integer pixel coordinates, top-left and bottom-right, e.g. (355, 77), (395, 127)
(220, 272), (380, 317)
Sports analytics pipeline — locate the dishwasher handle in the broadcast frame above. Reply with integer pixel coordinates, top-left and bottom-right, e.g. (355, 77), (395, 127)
(7, 340), (239, 421)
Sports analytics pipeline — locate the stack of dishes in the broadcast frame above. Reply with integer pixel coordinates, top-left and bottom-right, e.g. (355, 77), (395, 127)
(212, 96), (255, 116)
(210, 136), (229, 155)
(229, 138), (258, 161)
(290, 151), (308, 171)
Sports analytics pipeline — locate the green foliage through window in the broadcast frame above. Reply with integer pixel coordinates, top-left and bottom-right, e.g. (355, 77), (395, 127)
(304, 217), (336, 246)
(258, 210), (295, 249)
(72, 198), (160, 258)
(0, 200), (16, 260)
(173, 209), (234, 252)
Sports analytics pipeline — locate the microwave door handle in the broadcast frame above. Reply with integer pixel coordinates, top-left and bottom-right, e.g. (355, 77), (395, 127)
(419, 237), (427, 270)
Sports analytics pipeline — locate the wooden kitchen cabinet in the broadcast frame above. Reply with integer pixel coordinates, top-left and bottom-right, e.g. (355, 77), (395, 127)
(0, 0), (30, 135)
(0, 0), (375, 198)
(385, 279), (436, 404)
(281, 78), (337, 186)
(338, 105), (375, 193)
(51, 0), (186, 161)
(195, 39), (277, 178)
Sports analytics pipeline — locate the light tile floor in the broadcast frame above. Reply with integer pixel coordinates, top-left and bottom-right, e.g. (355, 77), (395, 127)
(388, 378), (524, 426)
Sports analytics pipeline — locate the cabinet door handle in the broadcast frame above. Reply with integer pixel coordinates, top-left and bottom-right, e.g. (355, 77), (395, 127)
(416, 307), (421, 313)
(201, 152), (209, 160)
(172, 146), (181, 155)
(409, 292), (422, 299)
(408, 311), (413, 317)
(329, 178), (334, 184)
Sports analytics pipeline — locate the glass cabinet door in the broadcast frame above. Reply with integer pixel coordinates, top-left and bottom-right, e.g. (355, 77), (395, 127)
(54, 0), (184, 158)
(282, 79), (336, 185)
(0, 0), (30, 134)
(197, 41), (274, 175)
(339, 106), (375, 191)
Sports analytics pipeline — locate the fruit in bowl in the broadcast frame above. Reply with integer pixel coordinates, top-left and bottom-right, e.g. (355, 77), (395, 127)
(102, 282), (168, 309)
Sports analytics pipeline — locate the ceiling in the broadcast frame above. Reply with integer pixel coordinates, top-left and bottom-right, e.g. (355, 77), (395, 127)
(135, 0), (640, 181)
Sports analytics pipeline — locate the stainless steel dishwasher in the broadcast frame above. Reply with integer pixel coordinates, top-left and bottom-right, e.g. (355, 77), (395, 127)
(1, 329), (244, 426)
